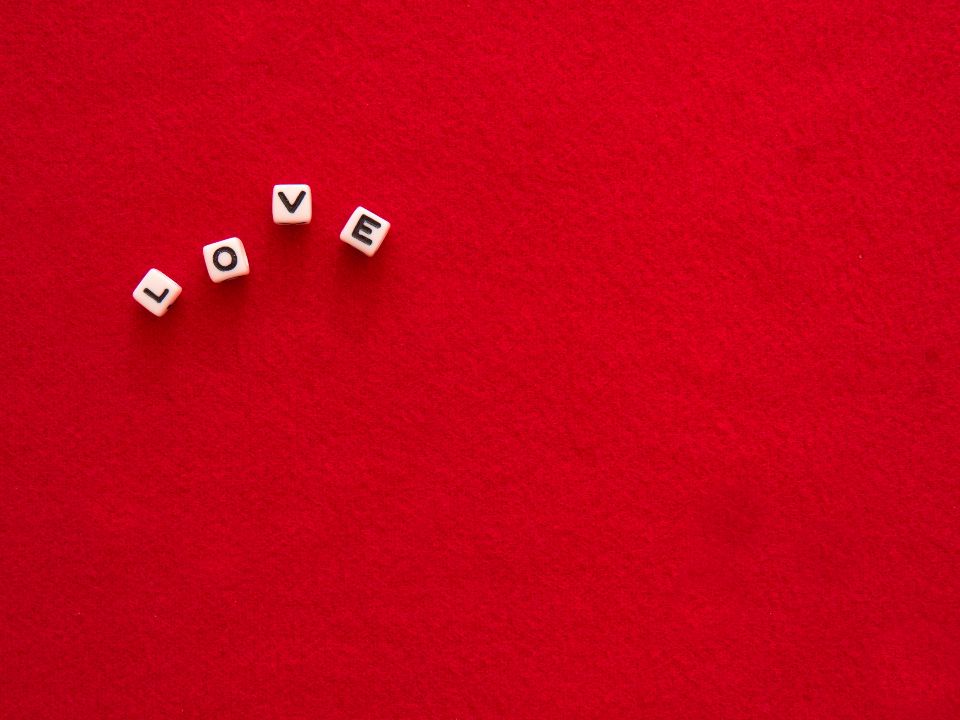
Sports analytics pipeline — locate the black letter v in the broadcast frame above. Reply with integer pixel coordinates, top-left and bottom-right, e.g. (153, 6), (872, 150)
(278, 190), (306, 213)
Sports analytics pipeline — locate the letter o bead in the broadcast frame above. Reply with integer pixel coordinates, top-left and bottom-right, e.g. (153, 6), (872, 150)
(203, 237), (250, 282)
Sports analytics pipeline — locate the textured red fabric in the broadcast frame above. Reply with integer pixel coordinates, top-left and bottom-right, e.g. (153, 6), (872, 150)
(1, 1), (958, 717)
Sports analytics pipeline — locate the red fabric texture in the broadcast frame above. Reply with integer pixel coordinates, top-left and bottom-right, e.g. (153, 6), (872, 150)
(1, 1), (958, 717)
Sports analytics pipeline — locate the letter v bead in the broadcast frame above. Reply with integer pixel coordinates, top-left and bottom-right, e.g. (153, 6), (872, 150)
(273, 184), (312, 225)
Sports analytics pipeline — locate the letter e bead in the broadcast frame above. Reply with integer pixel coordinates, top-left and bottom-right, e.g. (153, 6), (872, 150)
(340, 206), (390, 256)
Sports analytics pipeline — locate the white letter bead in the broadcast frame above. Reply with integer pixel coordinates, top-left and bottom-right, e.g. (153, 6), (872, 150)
(203, 237), (250, 283)
(273, 184), (312, 225)
(340, 206), (390, 256)
(133, 268), (182, 316)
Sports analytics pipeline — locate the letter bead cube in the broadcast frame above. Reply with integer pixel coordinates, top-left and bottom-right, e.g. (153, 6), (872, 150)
(340, 206), (390, 256)
(203, 237), (250, 283)
(133, 268), (182, 316)
(273, 184), (312, 225)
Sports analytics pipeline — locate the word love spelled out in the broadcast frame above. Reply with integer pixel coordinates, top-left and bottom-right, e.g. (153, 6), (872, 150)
(133, 184), (390, 317)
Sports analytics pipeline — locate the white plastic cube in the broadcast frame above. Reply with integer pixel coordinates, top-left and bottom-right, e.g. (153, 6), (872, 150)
(133, 268), (182, 316)
(340, 206), (390, 256)
(273, 184), (312, 224)
(203, 237), (249, 283)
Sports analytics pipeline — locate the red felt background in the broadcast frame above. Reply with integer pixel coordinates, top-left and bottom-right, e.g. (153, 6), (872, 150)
(1, 1), (959, 717)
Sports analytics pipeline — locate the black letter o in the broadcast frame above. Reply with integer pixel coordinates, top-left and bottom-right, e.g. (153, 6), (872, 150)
(213, 246), (238, 271)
